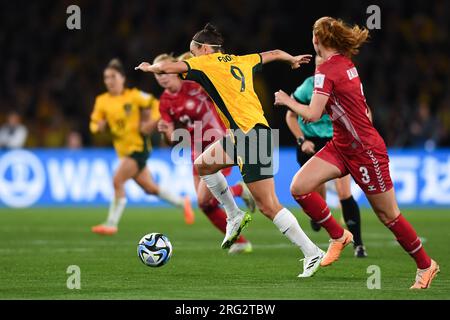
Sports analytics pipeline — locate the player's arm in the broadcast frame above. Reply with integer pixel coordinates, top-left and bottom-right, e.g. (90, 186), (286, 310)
(89, 98), (107, 134)
(285, 110), (303, 140)
(260, 50), (312, 69)
(285, 109), (316, 154)
(157, 119), (175, 144)
(135, 61), (188, 74)
(275, 90), (327, 122)
(157, 98), (176, 144)
(140, 108), (158, 135)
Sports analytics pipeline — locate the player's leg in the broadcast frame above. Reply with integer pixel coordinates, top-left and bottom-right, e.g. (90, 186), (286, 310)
(335, 175), (366, 257)
(195, 174), (251, 254)
(92, 157), (138, 235)
(134, 166), (194, 224)
(366, 189), (439, 289)
(290, 153), (353, 267)
(195, 138), (251, 248)
(245, 177), (323, 277)
(296, 143), (327, 232)
(204, 167), (256, 213)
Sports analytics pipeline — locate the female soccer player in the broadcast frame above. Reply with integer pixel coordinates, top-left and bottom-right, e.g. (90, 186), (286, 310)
(274, 17), (439, 289)
(136, 23), (324, 277)
(153, 52), (254, 254)
(285, 55), (367, 258)
(90, 58), (193, 235)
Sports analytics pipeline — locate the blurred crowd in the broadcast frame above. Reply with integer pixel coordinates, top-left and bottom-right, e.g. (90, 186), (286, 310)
(0, 0), (448, 150)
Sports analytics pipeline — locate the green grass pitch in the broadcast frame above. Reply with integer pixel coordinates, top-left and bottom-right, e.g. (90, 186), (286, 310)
(0, 207), (448, 299)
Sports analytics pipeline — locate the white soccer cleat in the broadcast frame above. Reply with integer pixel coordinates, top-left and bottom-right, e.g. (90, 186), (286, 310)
(228, 241), (253, 254)
(298, 249), (325, 278)
(238, 181), (256, 213)
(221, 211), (252, 249)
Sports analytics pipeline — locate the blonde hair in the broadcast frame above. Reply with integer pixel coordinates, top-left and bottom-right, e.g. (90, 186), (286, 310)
(313, 17), (369, 58)
(153, 53), (177, 64)
(177, 52), (193, 61)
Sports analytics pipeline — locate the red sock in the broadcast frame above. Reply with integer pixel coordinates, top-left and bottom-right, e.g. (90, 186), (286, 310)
(385, 214), (431, 269)
(230, 184), (243, 197)
(201, 202), (247, 243)
(293, 192), (344, 239)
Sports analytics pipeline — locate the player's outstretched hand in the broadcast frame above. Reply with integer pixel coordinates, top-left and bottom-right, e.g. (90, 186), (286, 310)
(290, 54), (312, 69)
(135, 62), (153, 72)
(274, 90), (291, 107)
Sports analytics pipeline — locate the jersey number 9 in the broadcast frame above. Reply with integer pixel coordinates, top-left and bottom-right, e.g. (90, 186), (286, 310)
(230, 66), (245, 92)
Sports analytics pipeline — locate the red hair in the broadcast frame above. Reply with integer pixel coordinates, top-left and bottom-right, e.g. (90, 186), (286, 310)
(313, 17), (369, 58)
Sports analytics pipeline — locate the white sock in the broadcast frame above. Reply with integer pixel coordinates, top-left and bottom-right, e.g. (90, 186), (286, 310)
(201, 172), (242, 219)
(158, 187), (184, 207)
(273, 208), (320, 257)
(106, 197), (127, 227)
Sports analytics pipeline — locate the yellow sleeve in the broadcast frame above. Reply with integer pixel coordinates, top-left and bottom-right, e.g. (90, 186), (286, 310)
(181, 55), (208, 80)
(183, 55), (206, 71)
(150, 98), (160, 121)
(239, 53), (263, 71)
(90, 96), (105, 134)
(133, 88), (154, 109)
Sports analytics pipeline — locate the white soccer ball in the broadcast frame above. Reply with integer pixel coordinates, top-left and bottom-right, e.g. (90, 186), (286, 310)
(137, 233), (173, 267)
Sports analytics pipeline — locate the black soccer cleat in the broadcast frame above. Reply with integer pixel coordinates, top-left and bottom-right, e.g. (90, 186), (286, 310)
(354, 245), (368, 258)
(310, 219), (321, 232)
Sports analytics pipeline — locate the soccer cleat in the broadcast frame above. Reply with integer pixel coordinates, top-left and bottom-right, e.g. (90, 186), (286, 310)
(298, 249), (325, 278)
(320, 229), (353, 266)
(354, 245), (368, 258)
(91, 224), (118, 235)
(183, 196), (195, 225)
(228, 241), (253, 254)
(221, 212), (252, 249)
(310, 219), (321, 232)
(238, 181), (256, 213)
(410, 259), (440, 289)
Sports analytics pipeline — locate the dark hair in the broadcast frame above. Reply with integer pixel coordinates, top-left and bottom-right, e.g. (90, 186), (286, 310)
(192, 23), (224, 52)
(106, 58), (126, 76)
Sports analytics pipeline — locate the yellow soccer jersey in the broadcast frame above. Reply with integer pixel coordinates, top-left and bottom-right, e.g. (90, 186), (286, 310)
(182, 52), (269, 133)
(90, 88), (159, 157)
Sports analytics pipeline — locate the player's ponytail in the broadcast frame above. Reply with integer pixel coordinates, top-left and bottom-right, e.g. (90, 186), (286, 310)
(192, 23), (224, 52)
(106, 58), (126, 77)
(313, 17), (369, 58)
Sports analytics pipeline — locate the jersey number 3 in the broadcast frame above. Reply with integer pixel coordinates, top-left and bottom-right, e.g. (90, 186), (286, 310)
(230, 66), (245, 92)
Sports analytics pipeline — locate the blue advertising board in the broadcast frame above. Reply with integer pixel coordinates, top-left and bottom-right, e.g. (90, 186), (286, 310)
(0, 148), (449, 208)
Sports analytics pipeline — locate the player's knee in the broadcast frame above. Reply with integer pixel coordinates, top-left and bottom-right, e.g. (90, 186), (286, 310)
(290, 181), (307, 197)
(113, 177), (124, 192)
(194, 159), (209, 176)
(337, 189), (352, 200)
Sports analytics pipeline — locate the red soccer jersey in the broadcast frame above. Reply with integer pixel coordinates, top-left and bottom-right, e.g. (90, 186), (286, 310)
(159, 81), (226, 160)
(313, 54), (385, 154)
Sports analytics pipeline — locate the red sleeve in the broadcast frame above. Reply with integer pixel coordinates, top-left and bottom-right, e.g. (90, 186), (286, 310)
(313, 63), (334, 97)
(158, 95), (174, 123)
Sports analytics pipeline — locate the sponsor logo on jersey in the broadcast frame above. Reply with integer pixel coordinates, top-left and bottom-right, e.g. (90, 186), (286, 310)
(314, 74), (325, 89)
(347, 67), (359, 80)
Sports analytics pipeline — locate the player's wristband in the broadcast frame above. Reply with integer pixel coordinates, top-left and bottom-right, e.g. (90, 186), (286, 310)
(296, 136), (305, 147)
